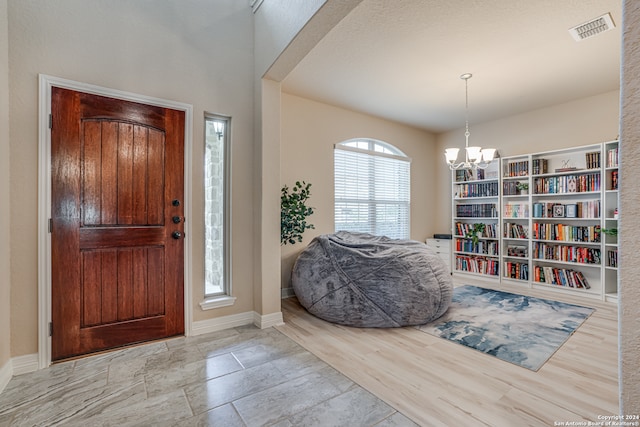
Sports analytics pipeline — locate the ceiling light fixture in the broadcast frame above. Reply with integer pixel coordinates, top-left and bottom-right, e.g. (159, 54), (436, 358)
(444, 73), (496, 170)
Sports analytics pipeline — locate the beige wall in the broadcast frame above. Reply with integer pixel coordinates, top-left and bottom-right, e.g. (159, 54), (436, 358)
(0, 0), (11, 371)
(620, 0), (640, 414)
(280, 93), (438, 288)
(434, 90), (620, 233)
(7, 0), (255, 356)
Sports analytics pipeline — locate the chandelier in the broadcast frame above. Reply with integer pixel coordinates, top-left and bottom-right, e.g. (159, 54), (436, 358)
(444, 73), (496, 170)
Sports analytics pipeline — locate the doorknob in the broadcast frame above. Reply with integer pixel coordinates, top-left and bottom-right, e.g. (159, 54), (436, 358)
(172, 231), (182, 240)
(172, 199), (181, 207)
(172, 216), (182, 224)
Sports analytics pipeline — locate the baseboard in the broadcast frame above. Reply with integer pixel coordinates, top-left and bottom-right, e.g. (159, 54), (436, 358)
(11, 353), (39, 376)
(253, 311), (284, 329)
(191, 310), (285, 336)
(281, 287), (295, 299)
(191, 311), (255, 336)
(0, 359), (11, 394)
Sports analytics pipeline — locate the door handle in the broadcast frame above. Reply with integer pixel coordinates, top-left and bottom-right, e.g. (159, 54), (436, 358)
(172, 231), (182, 240)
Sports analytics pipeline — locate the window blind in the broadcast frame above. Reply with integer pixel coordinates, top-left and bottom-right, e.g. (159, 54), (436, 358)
(334, 145), (410, 239)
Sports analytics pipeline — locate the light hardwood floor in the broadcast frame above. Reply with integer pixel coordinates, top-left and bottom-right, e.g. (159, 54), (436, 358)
(276, 278), (619, 427)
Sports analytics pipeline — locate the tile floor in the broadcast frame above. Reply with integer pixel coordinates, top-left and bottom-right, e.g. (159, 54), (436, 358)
(0, 326), (418, 426)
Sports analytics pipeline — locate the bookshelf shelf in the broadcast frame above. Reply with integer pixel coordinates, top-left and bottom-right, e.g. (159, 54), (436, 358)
(532, 258), (601, 268)
(454, 196), (499, 201)
(451, 141), (619, 302)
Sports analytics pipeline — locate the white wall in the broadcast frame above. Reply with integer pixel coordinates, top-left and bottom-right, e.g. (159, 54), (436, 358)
(434, 90), (620, 233)
(0, 0), (11, 377)
(253, 0), (363, 312)
(254, 0), (327, 78)
(620, 0), (640, 414)
(280, 93), (438, 288)
(254, 0), (363, 80)
(7, 0), (255, 356)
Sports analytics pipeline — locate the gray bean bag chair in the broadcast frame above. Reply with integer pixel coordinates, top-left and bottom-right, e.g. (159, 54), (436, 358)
(291, 231), (453, 327)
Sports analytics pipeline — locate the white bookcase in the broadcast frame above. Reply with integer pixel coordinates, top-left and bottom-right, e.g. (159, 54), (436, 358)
(603, 140), (619, 302)
(451, 141), (620, 302)
(451, 160), (500, 279)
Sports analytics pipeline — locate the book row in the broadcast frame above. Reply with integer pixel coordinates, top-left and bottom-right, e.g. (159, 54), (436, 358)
(503, 222), (528, 239)
(503, 203), (529, 218)
(455, 255), (499, 276)
(532, 242), (601, 265)
(607, 147), (619, 168)
(455, 204), (498, 218)
(584, 151), (601, 169)
(533, 173), (601, 194)
(611, 170), (618, 190)
(454, 239), (499, 256)
(502, 181), (528, 196)
(532, 201), (600, 219)
(504, 160), (529, 177)
(454, 222), (498, 238)
(454, 168), (494, 182)
(533, 266), (590, 289)
(532, 158), (548, 175)
(607, 250), (618, 268)
(455, 181), (499, 198)
(504, 261), (529, 280)
(506, 245), (528, 257)
(532, 223), (601, 243)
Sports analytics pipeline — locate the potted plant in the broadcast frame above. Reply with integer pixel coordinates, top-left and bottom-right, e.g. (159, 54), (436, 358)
(516, 182), (529, 195)
(281, 181), (315, 245)
(465, 223), (486, 245)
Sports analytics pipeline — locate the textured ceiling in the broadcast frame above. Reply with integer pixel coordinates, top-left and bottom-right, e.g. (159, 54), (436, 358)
(281, 0), (622, 133)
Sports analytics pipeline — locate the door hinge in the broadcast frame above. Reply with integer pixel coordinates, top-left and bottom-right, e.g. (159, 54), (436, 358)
(49, 322), (53, 337)
(49, 114), (52, 130)
(48, 218), (52, 233)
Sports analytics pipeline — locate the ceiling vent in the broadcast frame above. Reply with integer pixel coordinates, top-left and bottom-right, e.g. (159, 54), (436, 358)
(569, 13), (615, 41)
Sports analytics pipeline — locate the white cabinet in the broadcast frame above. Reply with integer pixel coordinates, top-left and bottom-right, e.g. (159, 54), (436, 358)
(426, 238), (452, 273)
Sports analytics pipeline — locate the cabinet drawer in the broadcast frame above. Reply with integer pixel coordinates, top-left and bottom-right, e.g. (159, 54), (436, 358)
(426, 238), (451, 250)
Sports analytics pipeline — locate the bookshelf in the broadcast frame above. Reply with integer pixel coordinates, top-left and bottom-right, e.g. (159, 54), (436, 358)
(451, 141), (619, 302)
(451, 161), (500, 278)
(603, 140), (619, 302)
(501, 154), (530, 284)
(528, 143), (604, 299)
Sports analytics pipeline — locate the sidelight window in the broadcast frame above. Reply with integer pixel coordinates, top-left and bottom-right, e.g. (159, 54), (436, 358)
(204, 114), (231, 301)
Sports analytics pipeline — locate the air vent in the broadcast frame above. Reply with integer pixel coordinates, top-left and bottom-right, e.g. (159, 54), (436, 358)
(569, 13), (615, 41)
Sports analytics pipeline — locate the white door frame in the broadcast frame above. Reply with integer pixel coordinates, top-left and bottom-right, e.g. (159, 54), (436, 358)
(37, 74), (193, 369)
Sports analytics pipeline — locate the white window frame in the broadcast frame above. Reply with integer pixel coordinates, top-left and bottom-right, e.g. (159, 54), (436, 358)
(334, 138), (411, 239)
(200, 113), (234, 310)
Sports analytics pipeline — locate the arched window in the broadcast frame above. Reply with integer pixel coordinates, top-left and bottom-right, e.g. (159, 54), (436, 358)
(334, 138), (411, 239)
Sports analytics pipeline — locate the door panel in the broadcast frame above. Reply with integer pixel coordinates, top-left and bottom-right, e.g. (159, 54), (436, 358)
(51, 87), (184, 360)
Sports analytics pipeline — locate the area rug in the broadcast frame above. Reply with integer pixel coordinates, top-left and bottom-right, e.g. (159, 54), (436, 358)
(417, 285), (594, 371)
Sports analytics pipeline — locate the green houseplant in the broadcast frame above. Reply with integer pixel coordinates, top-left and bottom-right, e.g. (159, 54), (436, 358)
(465, 223), (486, 245)
(516, 182), (529, 194)
(281, 181), (315, 245)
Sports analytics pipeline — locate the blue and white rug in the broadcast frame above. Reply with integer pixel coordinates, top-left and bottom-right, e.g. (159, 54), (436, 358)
(417, 285), (594, 371)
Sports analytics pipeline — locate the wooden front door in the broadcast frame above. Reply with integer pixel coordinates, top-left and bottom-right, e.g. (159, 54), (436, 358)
(50, 87), (185, 361)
